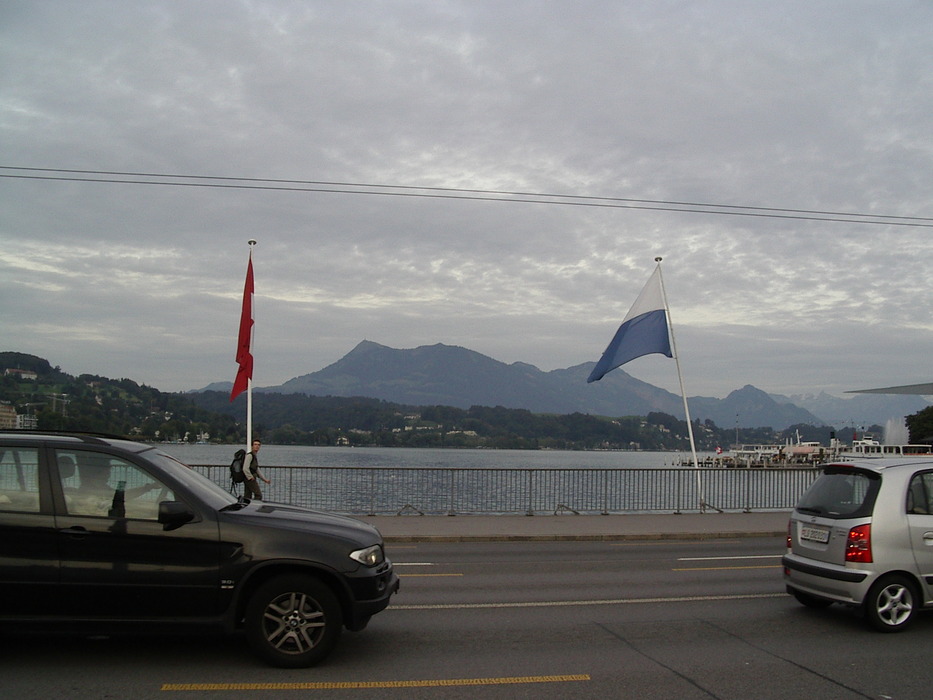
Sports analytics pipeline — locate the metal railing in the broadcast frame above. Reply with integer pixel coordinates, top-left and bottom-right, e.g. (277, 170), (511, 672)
(191, 465), (818, 515)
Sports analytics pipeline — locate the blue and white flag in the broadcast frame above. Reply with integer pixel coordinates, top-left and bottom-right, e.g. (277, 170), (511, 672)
(587, 266), (672, 383)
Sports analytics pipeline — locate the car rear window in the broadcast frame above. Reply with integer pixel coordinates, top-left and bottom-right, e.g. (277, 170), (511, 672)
(795, 467), (880, 519)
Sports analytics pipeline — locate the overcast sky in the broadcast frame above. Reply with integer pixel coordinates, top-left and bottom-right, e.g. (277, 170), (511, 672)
(2, 1), (932, 400)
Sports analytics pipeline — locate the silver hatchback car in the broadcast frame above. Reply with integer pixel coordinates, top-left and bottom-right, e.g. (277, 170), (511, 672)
(783, 457), (933, 631)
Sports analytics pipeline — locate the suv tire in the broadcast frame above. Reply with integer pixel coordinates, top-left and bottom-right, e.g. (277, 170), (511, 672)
(864, 574), (919, 633)
(245, 574), (343, 667)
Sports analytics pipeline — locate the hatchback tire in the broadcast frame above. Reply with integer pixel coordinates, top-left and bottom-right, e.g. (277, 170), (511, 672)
(245, 574), (343, 667)
(864, 575), (918, 632)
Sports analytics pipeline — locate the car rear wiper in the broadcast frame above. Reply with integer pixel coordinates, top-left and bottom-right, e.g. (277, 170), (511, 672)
(797, 505), (824, 515)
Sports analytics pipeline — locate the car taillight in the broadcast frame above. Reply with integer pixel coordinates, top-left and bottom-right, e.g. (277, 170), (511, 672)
(845, 524), (872, 563)
(786, 521), (792, 549)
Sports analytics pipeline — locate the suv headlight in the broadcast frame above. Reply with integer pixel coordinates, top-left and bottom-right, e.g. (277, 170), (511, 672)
(349, 544), (385, 567)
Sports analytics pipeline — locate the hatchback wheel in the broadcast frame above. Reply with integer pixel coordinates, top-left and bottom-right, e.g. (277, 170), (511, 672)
(245, 574), (343, 667)
(864, 575), (918, 632)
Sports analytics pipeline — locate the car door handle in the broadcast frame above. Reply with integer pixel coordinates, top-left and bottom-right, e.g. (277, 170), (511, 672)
(59, 526), (90, 538)
(923, 532), (933, 544)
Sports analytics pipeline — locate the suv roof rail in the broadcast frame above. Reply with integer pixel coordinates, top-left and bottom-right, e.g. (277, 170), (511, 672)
(0, 429), (128, 444)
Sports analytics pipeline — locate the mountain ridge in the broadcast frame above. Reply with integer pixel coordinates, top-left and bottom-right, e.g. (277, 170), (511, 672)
(200, 341), (929, 430)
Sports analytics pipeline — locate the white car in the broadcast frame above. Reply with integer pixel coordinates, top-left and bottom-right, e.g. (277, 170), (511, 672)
(783, 457), (933, 631)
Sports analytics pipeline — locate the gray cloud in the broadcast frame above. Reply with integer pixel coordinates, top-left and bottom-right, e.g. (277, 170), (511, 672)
(2, 1), (932, 400)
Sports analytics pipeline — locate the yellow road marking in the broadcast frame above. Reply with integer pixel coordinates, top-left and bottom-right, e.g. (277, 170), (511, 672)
(673, 565), (782, 571)
(678, 554), (781, 561)
(610, 539), (739, 546)
(161, 674), (590, 691)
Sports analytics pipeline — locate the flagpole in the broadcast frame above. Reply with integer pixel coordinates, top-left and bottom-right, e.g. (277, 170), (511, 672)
(246, 239), (256, 451)
(654, 257), (707, 512)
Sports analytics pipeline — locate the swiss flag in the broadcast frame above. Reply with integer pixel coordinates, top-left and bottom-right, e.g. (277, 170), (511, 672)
(230, 256), (254, 401)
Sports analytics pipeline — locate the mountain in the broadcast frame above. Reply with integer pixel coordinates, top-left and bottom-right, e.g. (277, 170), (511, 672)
(770, 391), (930, 431)
(195, 380), (234, 393)
(257, 341), (824, 430)
(273, 341), (579, 411)
(692, 385), (823, 430)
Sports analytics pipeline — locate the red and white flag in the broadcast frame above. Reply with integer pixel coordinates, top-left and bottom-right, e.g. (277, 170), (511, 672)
(230, 255), (254, 401)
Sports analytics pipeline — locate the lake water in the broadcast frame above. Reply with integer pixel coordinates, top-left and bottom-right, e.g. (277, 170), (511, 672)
(159, 444), (809, 514)
(161, 444), (710, 470)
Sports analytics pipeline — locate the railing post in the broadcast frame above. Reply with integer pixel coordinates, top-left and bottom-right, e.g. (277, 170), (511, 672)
(601, 469), (609, 515)
(526, 469), (534, 516)
(448, 469), (456, 516)
(673, 468), (682, 514)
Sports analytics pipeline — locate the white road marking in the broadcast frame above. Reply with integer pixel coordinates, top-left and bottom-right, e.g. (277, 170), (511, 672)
(394, 562), (436, 566)
(390, 592), (785, 610)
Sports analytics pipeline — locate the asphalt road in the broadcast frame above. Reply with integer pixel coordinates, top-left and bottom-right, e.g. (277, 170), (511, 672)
(4, 535), (933, 698)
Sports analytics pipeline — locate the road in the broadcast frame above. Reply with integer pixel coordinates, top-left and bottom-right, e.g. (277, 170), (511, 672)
(4, 535), (933, 698)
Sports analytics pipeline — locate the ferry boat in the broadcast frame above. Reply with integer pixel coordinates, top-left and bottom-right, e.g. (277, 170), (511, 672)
(834, 437), (933, 458)
(730, 442), (830, 467)
(723, 436), (933, 467)
(732, 444), (784, 467)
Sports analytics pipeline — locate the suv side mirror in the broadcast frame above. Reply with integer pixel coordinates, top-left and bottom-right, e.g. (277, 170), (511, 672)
(158, 501), (195, 530)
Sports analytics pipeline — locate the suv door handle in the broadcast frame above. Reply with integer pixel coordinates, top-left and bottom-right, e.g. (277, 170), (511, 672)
(922, 532), (933, 544)
(60, 526), (90, 538)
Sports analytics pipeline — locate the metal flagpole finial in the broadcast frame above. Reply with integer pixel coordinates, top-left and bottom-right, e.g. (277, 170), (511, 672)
(248, 239), (257, 247)
(654, 256), (662, 262)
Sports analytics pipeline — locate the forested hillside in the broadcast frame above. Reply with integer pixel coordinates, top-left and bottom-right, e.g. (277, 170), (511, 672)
(1, 352), (858, 450)
(0, 352), (242, 442)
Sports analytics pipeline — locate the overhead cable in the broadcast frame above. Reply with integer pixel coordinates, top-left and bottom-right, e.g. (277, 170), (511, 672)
(1, 165), (930, 228)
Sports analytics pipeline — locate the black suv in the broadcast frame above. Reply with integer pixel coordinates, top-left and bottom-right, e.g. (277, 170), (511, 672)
(0, 432), (398, 667)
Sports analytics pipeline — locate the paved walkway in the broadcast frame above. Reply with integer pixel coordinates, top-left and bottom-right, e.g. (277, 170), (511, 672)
(365, 510), (791, 542)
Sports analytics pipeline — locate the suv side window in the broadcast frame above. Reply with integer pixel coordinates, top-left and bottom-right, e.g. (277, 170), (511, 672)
(0, 447), (41, 513)
(57, 449), (174, 520)
(906, 472), (933, 515)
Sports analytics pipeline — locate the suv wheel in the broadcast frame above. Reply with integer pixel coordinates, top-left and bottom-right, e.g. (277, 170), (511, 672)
(864, 575), (918, 632)
(245, 574), (343, 667)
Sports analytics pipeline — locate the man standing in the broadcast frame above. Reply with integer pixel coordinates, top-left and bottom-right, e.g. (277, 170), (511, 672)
(242, 439), (270, 500)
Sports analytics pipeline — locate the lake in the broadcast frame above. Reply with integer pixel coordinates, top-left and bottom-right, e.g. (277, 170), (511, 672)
(161, 444), (710, 470)
(159, 444), (809, 514)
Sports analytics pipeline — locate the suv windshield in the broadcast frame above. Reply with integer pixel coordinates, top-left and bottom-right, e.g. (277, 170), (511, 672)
(795, 466), (880, 518)
(147, 450), (238, 509)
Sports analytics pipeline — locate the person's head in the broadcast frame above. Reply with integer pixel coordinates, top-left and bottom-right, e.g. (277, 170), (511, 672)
(251, 439), (261, 452)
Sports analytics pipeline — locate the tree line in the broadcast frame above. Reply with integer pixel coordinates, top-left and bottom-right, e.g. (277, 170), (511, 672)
(3, 351), (914, 450)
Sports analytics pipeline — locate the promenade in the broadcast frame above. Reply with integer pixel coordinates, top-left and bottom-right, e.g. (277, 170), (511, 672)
(366, 510), (791, 542)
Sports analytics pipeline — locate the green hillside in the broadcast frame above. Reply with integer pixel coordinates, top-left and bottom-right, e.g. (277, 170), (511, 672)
(0, 352), (241, 443)
(1, 351), (851, 450)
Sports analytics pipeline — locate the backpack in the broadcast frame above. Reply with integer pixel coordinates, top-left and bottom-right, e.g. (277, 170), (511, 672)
(230, 449), (247, 484)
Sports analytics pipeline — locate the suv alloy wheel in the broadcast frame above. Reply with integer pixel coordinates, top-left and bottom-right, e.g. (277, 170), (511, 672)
(245, 574), (344, 667)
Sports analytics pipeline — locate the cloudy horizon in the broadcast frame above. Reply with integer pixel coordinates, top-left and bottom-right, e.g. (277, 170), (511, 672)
(2, 1), (932, 399)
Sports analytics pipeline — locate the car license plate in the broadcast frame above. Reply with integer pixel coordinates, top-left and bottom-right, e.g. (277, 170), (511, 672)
(800, 525), (830, 544)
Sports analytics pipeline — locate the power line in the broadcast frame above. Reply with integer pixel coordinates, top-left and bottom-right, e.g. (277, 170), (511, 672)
(1, 165), (930, 228)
